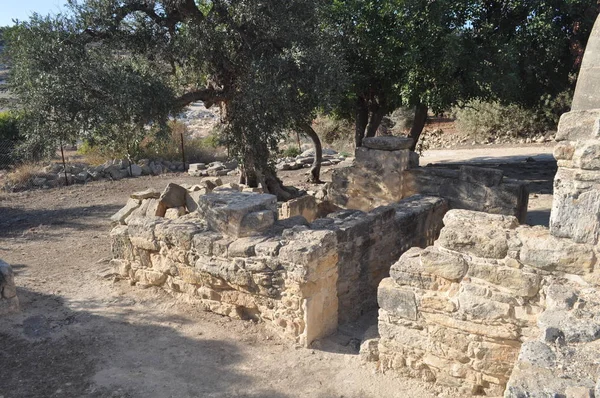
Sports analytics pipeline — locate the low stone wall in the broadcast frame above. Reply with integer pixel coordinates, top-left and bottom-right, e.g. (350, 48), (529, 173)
(313, 195), (448, 324)
(403, 166), (529, 223)
(370, 209), (600, 396)
(110, 178), (449, 345)
(0, 259), (19, 315)
(327, 137), (528, 222)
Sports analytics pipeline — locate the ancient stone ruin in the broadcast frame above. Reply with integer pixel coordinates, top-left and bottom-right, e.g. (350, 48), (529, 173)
(0, 259), (19, 315)
(108, 16), (600, 396)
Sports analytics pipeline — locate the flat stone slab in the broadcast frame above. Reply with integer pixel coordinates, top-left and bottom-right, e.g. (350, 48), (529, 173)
(198, 192), (278, 238)
(362, 136), (413, 151)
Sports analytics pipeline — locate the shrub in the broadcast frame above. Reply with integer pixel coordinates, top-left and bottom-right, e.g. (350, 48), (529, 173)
(281, 146), (301, 158)
(453, 100), (547, 139)
(0, 111), (23, 168)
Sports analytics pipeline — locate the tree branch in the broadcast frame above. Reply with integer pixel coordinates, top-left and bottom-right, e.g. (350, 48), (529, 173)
(174, 88), (227, 108)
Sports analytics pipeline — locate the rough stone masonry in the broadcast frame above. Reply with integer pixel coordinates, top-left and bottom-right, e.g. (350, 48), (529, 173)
(367, 13), (600, 397)
(110, 175), (446, 347)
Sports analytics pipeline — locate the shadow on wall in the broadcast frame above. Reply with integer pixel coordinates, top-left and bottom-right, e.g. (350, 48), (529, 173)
(0, 204), (121, 239)
(0, 288), (290, 398)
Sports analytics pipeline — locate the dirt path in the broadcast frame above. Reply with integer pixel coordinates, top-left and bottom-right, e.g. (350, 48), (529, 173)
(0, 145), (558, 398)
(0, 175), (440, 398)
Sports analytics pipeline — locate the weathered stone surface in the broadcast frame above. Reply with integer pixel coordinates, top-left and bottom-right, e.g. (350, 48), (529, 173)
(159, 183), (188, 209)
(467, 262), (541, 297)
(436, 225), (509, 259)
(279, 195), (318, 222)
(185, 190), (205, 213)
(130, 188), (160, 200)
(0, 259), (19, 315)
(550, 168), (600, 245)
(538, 309), (600, 343)
(519, 227), (596, 274)
(377, 278), (417, 320)
(459, 166), (504, 187)
(362, 136), (413, 151)
(110, 198), (141, 225)
(556, 110), (600, 141)
(419, 246), (468, 281)
(442, 209), (519, 230)
(517, 341), (556, 368)
(546, 283), (578, 310)
(197, 192), (277, 238)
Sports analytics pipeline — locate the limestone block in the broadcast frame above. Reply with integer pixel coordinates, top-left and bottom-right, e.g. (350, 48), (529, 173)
(517, 341), (556, 368)
(254, 240), (282, 257)
(110, 198), (141, 225)
(130, 188), (161, 200)
(554, 142), (576, 160)
(550, 169), (600, 245)
(573, 141), (600, 170)
(457, 289), (511, 320)
(110, 225), (133, 260)
(546, 283), (578, 310)
(191, 232), (223, 257)
(127, 217), (162, 251)
(185, 190), (206, 213)
(279, 195), (318, 222)
(158, 183), (188, 211)
(390, 247), (454, 291)
(519, 227), (596, 274)
(420, 246), (468, 281)
(421, 312), (519, 340)
(377, 278), (417, 320)
(436, 225), (509, 259)
(537, 309), (600, 343)
(458, 166), (504, 187)
(197, 192), (277, 238)
(467, 262), (541, 297)
(165, 206), (186, 219)
(362, 136), (413, 151)
(556, 110), (600, 141)
(228, 236), (267, 257)
(442, 209), (519, 230)
(201, 177), (223, 191)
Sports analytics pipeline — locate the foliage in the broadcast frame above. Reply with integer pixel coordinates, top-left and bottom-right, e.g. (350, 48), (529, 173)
(453, 100), (548, 139)
(6, 1), (345, 198)
(281, 147), (301, 158)
(312, 114), (353, 145)
(470, 0), (598, 108)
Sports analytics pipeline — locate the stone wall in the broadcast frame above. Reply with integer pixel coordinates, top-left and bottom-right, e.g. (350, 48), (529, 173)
(110, 177), (448, 345)
(0, 259), (19, 315)
(327, 137), (528, 222)
(370, 209), (600, 396)
(404, 166), (529, 223)
(313, 195), (448, 324)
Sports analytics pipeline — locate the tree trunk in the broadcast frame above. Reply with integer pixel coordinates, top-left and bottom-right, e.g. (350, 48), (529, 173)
(355, 97), (369, 147)
(365, 107), (386, 138)
(60, 140), (68, 186)
(300, 123), (323, 183)
(409, 103), (429, 151)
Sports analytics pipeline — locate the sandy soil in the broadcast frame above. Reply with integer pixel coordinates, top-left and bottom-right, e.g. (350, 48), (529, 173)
(0, 145), (556, 398)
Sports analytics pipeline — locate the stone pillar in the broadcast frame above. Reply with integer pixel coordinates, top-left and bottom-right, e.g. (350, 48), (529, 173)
(0, 259), (19, 315)
(550, 14), (600, 244)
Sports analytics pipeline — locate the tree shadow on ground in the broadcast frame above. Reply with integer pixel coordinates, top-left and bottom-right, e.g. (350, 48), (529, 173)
(0, 204), (120, 240)
(0, 288), (289, 398)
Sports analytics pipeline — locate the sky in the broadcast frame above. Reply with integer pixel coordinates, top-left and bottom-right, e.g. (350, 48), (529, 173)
(0, 0), (67, 27)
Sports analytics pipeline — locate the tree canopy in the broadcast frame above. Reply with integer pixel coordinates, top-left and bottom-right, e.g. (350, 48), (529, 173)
(6, 0), (345, 199)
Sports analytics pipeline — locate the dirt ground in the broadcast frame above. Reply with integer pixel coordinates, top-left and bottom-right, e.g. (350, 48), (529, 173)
(0, 145), (555, 398)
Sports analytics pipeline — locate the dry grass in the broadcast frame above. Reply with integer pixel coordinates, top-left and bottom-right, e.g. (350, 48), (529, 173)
(1, 162), (41, 190)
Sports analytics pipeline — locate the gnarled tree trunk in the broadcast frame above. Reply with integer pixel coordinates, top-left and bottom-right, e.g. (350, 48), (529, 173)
(409, 103), (428, 152)
(355, 97), (369, 147)
(300, 122), (323, 183)
(365, 106), (386, 138)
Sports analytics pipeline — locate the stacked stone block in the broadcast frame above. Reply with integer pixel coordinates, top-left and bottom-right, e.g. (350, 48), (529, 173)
(374, 209), (600, 396)
(327, 136), (528, 221)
